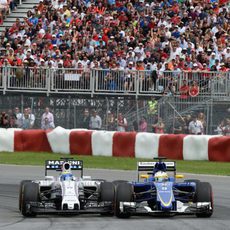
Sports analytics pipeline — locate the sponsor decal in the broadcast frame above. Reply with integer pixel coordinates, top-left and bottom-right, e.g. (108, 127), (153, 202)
(47, 160), (82, 165)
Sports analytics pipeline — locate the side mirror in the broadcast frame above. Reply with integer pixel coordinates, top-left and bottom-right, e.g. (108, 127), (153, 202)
(175, 174), (184, 179)
(140, 174), (149, 179)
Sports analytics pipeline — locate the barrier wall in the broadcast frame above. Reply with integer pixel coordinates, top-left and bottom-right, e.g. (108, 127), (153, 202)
(0, 127), (229, 162)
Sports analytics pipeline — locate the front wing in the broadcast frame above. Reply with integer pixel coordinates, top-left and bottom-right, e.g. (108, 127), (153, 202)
(119, 201), (212, 216)
(24, 202), (113, 215)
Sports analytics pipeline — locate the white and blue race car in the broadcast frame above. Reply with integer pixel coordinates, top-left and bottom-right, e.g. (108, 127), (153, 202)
(19, 158), (115, 217)
(115, 158), (213, 218)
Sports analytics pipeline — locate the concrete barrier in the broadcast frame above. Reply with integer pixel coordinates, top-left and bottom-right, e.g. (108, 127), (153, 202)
(0, 127), (229, 162)
(70, 130), (93, 155)
(159, 134), (185, 160)
(14, 129), (51, 152)
(92, 131), (115, 157)
(135, 133), (161, 159)
(0, 128), (22, 152)
(112, 132), (136, 157)
(46, 126), (71, 154)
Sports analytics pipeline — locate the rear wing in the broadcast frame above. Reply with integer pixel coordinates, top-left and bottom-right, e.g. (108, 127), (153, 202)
(137, 161), (176, 181)
(45, 159), (83, 177)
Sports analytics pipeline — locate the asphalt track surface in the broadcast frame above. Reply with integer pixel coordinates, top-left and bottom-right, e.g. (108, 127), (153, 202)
(0, 165), (229, 230)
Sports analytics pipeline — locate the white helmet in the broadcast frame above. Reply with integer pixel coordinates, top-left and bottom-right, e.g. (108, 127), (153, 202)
(154, 171), (168, 182)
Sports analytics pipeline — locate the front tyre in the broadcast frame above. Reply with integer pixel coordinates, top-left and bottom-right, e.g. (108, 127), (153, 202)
(21, 182), (40, 217)
(115, 183), (133, 218)
(100, 182), (115, 216)
(100, 182), (115, 202)
(194, 182), (213, 218)
(19, 180), (32, 211)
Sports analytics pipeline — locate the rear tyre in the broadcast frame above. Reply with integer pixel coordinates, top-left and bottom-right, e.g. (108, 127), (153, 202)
(21, 182), (40, 217)
(19, 180), (32, 211)
(100, 182), (115, 216)
(194, 182), (213, 218)
(115, 183), (133, 218)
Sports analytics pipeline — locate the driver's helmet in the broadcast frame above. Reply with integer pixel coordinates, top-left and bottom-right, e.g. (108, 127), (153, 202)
(60, 173), (73, 181)
(154, 171), (168, 182)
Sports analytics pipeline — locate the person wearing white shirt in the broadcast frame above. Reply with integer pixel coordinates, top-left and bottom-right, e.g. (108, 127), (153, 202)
(189, 115), (203, 135)
(223, 47), (230, 59)
(165, 27), (171, 39)
(41, 107), (55, 130)
(81, 56), (90, 68)
(90, 110), (102, 130)
(134, 44), (145, 56)
(14, 107), (22, 128)
(27, 107), (35, 128)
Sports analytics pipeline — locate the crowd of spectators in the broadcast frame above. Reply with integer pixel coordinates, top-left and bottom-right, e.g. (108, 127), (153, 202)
(81, 108), (129, 131)
(215, 118), (230, 135)
(0, 0), (229, 77)
(0, 0), (17, 25)
(0, 107), (35, 128)
(1, 105), (230, 135)
(0, 106), (55, 129)
(0, 0), (229, 133)
(172, 112), (206, 134)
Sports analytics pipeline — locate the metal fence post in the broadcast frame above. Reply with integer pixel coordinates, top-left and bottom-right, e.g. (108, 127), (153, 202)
(90, 69), (95, 97)
(136, 98), (139, 131)
(95, 69), (98, 95)
(3, 66), (7, 94)
(136, 71), (139, 98)
(67, 95), (71, 129)
(21, 94), (24, 114)
(46, 68), (51, 96)
(73, 105), (76, 128)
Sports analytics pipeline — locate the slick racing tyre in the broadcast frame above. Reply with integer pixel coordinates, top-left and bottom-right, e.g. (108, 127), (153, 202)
(112, 180), (128, 186)
(19, 180), (32, 211)
(115, 183), (133, 218)
(100, 182), (115, 216)
(100, 182), (115, 202)
(194, 182), (213, 218)
(21, 182), (40, 217)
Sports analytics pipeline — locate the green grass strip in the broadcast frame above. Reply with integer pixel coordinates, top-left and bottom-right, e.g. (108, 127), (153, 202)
(0, 152), (229, 176)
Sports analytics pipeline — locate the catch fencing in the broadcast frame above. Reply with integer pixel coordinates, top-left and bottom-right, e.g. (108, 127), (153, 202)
(0, 66), (229, 97)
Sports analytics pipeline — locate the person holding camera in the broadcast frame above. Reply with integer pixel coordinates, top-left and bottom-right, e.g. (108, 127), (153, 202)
(0, 112), (10, 128)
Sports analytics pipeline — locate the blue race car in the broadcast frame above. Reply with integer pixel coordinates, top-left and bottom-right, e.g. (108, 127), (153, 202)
(115, 158), (213, 218)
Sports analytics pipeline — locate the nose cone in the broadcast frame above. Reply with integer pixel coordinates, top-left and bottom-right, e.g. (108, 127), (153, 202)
(155, 182), (174, 209)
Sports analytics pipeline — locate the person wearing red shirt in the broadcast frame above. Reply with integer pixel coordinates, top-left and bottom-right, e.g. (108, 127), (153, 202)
(70, 14), (82, 26)
(148, 17), (155, 29)
(189, 81), (199, 97)
(43, 29), (52, 40)
(152, 117), (165, 134)
(171, 2), (179, 14)
(171, 15), (181, 25)
(118, 11), (128, 22)
(9, 18), (21, 35)
(63, 54), (72, 68)
(179, 80), (189, 99)
(219, 63), (228, 72)
(94, 2), (106, 15)
(178, 58), (185, 69)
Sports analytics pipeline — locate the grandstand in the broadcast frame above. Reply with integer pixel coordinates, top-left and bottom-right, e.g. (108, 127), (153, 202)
(0, 0), (229, 133)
